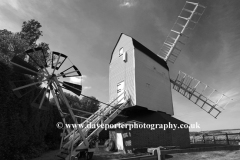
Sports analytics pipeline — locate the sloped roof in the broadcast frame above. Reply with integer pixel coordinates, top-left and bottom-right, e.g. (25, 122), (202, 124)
(123, 112), (187, 125)
(109, 33), (169, 71)
(159, 112), (188, 125)
(110, 108), (188, 125)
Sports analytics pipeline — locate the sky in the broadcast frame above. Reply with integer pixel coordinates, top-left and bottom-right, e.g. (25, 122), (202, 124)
(0, 0), (240, 131)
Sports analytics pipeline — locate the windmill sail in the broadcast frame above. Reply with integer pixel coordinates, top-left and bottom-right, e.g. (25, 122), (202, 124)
(159, 1), (206, 63)
(61, 81), (82, 96)
(11, 55), (39, 76)
(171, 71), (232, 118)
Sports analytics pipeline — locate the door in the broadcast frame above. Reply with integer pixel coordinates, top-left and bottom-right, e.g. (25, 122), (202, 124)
(117, 81), (125, 104)
(116, 133), (124, 151)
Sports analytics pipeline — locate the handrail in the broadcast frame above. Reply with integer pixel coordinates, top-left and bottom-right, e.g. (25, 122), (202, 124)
(81, 90), (126, 125)
(71, 97), (130, 148)
(63, 90), (129, 141)
(64, 91), (130, 148)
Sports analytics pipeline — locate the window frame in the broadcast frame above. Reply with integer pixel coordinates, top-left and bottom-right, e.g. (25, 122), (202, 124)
(119, 47), (124, 57)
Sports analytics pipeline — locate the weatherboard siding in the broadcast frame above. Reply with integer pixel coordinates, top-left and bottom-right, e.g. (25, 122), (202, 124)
(109, 34), (173, 115)
(134, 48), (174, 115)
(109, 35), (136, 105)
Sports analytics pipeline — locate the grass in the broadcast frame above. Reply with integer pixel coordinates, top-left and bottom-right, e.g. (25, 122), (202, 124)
(30, 129), (240, 159)
(190, 129), (240, 145)
(166, 150), (240, 160)
(31, 145), (240, 160)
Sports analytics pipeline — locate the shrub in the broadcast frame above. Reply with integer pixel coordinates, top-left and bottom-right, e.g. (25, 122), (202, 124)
(0, 61), (61, 160)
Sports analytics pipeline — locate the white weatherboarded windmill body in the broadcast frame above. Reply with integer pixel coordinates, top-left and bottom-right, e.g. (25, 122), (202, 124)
(109, 33), (174, 115)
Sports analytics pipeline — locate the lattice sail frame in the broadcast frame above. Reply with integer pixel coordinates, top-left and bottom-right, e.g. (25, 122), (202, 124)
(159, 1), (206, 63)
(171, 71), (232, 118)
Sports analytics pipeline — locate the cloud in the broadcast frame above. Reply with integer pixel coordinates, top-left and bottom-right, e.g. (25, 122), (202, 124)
(81, 75), (87, 78)
(219, 89), (240, 109)
(83, 86), (91, 90)
(225, 90), (239, 98)
(0, 0), (19, 10)
(69, 77), (82, 84)
(69, 75), (87, 84)
(119, 0), (137, 7)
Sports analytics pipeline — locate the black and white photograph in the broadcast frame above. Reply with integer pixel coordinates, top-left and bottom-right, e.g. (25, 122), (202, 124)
(0, 0), (239, 160)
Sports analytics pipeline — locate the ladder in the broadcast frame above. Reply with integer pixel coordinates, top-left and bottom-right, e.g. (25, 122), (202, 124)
(159, 1), (206, 63)
(56, 90), (130, 160)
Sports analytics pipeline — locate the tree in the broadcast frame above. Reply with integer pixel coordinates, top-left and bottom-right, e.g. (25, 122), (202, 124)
(0, 30), (28, 63)
(20, 19), (43, 46)
(0, 19), (51, 67)
(50, 92), (101, 119)
(78, 96), (100, 113)
(61, 92), (100, 114)
(0, 20), (60, 159)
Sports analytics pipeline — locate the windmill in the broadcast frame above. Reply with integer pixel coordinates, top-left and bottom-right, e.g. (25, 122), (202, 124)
(8, 1), (234, 159)
(105, 0), (235, 152)
(9, 47), (132, 160)
(109, 1), (232, 120)
(158, 1), (232, 118)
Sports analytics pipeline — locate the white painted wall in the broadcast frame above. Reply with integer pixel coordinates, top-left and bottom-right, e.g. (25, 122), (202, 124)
(109, 34), (174, 115)
(109, 34), (136, 105)
(134, 48), (174, 115)
(117, 81), (125, 104)
(116, 133), (124, 151)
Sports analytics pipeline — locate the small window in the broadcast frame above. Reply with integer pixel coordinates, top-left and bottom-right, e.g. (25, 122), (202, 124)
(119, 47), (124, 57)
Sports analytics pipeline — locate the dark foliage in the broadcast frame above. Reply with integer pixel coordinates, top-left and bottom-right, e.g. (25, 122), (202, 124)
(0, 19), (100, 160)
(50, 93), (100, 121)
(0, 19), (61, 160)
(20, 19), (43, 46)
(0, 19), (51, 67)
(0, 61), (62, 160)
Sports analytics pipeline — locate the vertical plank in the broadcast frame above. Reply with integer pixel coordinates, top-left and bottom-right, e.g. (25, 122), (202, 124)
(213, 135), (216, 144)
(226, 133), (229, 145)
(203, 135), (205, 144)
